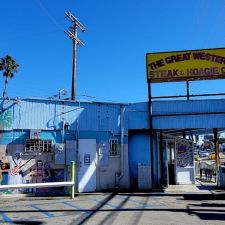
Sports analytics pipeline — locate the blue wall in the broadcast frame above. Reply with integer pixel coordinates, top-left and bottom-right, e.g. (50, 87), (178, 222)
(128, 132), (159, 188)
(128, 134), (150, 165)
(0, 129), (128, 146)
(0, 130), (29, 145)
(128, 133), (150, 188)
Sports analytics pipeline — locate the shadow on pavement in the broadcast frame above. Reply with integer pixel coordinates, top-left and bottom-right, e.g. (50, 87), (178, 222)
(70, 193), (117, 225)
(8, 221), (44, 225)
(187, 201), (225, 221)
(189, 202), (225, 208)
(1, 206), (225, 223)
(183, 193), (225, 200)
(2, 193), (225, 224)
(95, 195), (130, 225)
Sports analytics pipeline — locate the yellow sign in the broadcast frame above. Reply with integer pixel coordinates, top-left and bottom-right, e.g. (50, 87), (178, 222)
(146, 48), (225, 82)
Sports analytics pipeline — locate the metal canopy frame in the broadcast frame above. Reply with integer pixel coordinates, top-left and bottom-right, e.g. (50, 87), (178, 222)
(147, 78), (224, 190)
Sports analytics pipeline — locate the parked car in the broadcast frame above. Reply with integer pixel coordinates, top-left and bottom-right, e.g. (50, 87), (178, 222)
(208, 152), (222, 160)
(199, 151), (209, 158)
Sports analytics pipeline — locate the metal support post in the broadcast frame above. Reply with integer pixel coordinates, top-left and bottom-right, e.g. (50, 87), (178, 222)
(213, 128), (219, 182)
(213, 128), (219, 184)
(186, 81), (190, 100)
(71, 26), (77, 101)
(159, 130), (164, 189)
(148, 82), (154, 189)
(70, 161), (75, 199)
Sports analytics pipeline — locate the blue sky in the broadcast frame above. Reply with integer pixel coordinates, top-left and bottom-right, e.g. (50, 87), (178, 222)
(0, 0), (225, 103)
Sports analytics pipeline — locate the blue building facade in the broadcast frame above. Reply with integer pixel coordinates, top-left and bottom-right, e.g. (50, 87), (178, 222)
(1, 97), (225, 193)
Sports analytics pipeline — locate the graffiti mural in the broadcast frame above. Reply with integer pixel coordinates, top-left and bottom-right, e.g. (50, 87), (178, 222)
(0, 108), (66, 195)
(0, 110), (12, 130)
(0, 148), (66, 194)
(176, 139), (194, 167)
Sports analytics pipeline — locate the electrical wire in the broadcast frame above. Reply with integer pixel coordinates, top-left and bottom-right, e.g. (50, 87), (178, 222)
(76, 94), (128, 104)
(35, 0), (64, 31)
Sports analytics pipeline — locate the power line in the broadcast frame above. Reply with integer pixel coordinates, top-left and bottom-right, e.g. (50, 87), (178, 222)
(36, 0), (64, 31)
(76, 94), (128, 104)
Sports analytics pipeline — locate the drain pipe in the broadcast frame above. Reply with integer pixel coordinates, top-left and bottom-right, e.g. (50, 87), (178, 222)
(117, 105), (126, 187)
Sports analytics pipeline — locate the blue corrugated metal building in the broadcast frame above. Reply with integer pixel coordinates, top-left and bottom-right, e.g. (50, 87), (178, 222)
(1, 97), (225, 192)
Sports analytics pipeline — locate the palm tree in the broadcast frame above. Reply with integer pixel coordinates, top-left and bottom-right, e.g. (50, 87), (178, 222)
(0, 55), (19, 98)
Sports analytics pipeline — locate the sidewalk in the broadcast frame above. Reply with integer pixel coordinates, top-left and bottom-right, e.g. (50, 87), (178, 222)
(165, 178), (225, 194)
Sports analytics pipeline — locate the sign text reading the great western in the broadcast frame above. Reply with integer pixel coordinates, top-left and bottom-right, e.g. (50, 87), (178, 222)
(146, 48), (225, 82)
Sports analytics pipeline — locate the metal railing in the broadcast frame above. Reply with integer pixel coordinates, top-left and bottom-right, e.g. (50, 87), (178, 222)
(0, 161), (75, 199)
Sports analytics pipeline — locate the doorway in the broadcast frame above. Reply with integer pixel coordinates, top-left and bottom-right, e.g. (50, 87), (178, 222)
(160, 128), (224, 192)
(78, 139), (97, 192)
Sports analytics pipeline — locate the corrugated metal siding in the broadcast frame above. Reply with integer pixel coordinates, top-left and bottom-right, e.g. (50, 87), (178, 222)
(128, 100), (225, 130)
(153, 99), (225, 129)
(153, 99), (225, 114)
(127, 102), (149, 129)
(2, 98), (225, 132)
(78, 103), (122, 133)
(153, 114), (225, 129)
(0, 99), (123, 134)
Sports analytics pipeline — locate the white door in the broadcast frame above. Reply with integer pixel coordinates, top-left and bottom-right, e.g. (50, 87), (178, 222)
(78, 139), (97, 192)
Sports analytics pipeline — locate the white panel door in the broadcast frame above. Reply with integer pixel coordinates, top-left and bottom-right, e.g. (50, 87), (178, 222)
(78, 139), (97, 192)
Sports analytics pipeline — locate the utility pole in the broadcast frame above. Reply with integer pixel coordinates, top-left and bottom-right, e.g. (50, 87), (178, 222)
(65, 11), (85, 101)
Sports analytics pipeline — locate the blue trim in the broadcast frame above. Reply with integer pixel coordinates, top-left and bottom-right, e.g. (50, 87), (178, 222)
(30, 204), (54, 218)
(41, 131), (62, 143)
(62, 201), (88, 213)
(0, 212), (12, 222)
(89, 198), (120, 209)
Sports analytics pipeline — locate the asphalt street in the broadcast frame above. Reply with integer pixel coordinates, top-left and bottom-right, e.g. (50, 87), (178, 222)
(0, 192), (225, 225)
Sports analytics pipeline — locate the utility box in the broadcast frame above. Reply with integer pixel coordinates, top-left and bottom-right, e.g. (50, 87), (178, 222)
(138, 164), (151, 190)
(99, 141), (109, 167)
(54, 144), (65, 165)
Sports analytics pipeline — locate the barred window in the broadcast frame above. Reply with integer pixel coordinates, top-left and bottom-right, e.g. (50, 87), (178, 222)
(109, 139), (119, 156)
(25, 139), (52, 153)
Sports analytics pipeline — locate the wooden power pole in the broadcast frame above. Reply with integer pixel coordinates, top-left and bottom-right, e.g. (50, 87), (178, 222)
(65, 11), (85, 101)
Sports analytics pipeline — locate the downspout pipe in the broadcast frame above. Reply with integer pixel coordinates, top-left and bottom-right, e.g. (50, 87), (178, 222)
(62, 120), (65, 143)
(118, 105), (126, 186)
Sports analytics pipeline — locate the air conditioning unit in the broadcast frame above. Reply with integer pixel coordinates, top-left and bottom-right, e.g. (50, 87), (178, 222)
(30, 129), (41, 139)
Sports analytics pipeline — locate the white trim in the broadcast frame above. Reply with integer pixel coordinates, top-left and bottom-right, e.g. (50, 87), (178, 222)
(0, 181), (74, 190)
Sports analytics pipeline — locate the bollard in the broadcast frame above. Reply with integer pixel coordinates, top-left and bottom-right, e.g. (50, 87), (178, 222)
(70, 161), (75, 199)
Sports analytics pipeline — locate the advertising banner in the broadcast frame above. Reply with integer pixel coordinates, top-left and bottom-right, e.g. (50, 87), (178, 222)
(146, 48), (225, 82)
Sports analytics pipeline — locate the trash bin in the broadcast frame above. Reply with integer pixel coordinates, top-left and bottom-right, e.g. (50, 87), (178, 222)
(219, 166), (225, 188)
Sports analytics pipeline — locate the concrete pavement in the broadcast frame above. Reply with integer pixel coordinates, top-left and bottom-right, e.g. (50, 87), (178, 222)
(1, 191), (225, 225)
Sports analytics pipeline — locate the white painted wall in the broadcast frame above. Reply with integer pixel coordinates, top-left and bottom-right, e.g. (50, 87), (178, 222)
(96, 144), (130, 190)
(176, 167), (195, 184)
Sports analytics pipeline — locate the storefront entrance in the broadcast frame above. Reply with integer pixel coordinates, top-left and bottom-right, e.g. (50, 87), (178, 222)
(162, 133), (195, 186)
(159, 128), (224, 192)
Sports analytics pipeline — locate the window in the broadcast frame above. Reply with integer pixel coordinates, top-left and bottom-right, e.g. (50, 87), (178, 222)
(25, 139), (52, 153)
(109, 139), (119, 156)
